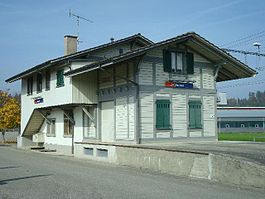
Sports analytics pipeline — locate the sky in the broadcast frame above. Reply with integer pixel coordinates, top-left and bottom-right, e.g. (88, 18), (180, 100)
(1, 0), (265, 98)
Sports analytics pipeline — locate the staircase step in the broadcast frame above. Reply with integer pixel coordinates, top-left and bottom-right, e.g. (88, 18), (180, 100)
(30, 146), (45, 150)
(39, 149), (57, 153)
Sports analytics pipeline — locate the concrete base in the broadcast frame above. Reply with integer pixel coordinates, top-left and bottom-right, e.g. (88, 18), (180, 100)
(74, 142), (265, 189)
(44, 143), (73, 155)
(17, 135), (37, 149)
(75, 144), (117, 163)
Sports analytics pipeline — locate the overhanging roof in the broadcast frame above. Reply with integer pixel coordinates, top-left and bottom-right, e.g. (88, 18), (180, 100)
(65, 32), (257, 81)
(5, 33), (153, 83)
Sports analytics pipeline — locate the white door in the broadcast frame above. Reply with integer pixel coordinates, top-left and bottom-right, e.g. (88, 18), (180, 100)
(101, 101), (114, 142)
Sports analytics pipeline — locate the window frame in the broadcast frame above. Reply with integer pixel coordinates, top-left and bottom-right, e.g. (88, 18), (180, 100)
(163, 49), (194, 75)
(188, 100), (202, 129)
(155, 99), (171, 130)
(64, 111), (74, 137)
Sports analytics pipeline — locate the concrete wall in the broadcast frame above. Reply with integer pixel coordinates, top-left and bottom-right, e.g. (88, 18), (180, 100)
(74, 143), (265, 189)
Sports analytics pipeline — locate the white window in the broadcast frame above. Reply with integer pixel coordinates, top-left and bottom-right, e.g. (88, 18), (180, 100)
(170, 52), (183, 72)
(163, 50), (194, 74)
(171, 52), (176, 72)
(47, 119), (56, 136)
(176, 52), (183, 71)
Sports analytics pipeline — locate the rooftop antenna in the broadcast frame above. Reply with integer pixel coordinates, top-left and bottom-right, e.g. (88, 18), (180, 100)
(69, 9), (93, 48)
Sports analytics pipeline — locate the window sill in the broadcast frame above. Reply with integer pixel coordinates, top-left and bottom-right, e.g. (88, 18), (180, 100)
(63, 135), (73, 138)
(156, 127), (172, 130)
(46, 134), (56, 137)
(188, 127), (203, 130)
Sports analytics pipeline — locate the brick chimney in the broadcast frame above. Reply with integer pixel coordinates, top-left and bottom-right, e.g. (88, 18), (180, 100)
(64, 35), (78, 55)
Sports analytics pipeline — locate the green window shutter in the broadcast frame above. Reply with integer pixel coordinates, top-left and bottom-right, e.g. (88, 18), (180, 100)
(186, 52), (194, 74)
(156, 100), (171, 129)
(189, 104), (196, 128)
(189, 101), (202, 128)
(163, 50), (171, 72)
(156, 103), (164, 129)
(56, 69), (64, 87)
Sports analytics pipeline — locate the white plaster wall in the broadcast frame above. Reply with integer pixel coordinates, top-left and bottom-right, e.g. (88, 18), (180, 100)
(21, 66), (72, 134)
(44, 109), (72, 146)
(73, 107), (83, 143)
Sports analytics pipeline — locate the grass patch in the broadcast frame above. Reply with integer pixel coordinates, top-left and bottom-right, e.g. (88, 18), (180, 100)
(218, 132), (265, 142)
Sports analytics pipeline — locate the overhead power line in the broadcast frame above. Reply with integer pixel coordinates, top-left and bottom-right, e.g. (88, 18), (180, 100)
(220, 30), (265, 48)
(218, 80), (265, 89)
(222, 48), (265, 57)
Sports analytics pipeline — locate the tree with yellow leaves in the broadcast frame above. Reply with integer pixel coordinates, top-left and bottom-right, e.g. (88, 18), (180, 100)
(0, 90), (20, 143)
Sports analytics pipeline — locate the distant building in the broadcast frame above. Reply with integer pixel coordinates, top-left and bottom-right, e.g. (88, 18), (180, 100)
(217, 107), (265, 132)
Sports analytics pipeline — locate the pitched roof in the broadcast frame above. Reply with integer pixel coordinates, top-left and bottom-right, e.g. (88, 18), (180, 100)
(6, 33), (153, 83)
(65, 32), (256, 81)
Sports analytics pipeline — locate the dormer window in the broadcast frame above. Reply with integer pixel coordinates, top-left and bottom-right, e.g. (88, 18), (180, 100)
(163, 50), (194, 74)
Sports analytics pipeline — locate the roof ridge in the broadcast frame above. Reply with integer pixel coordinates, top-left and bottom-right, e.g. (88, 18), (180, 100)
(6, 33), (153, 83)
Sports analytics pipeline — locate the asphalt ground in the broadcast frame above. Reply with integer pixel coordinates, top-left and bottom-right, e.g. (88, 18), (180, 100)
(0, 145), (264, 199)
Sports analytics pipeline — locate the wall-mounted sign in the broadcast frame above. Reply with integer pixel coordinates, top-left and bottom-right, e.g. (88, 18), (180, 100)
(34, 97), (44, 104)
(165, 80), (194, 89)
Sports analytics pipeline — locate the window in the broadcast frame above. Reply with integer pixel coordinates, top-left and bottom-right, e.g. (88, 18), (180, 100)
(189, 101), (202, 129)
(241, 124), (245, 128)
(163, 50), (194, 74)
(119, 48), (124, 55)
(64, 111), (74, 136)
(27, 76), (33, 95)
(56, 69), (64, 87)
(156, 99), (171, 129)
(37, 73), (42, 93)
(225, 124), (230, 128)
(45, 70), (51, 90)
(255, 124), (259, 128)
(47, 119), (56, 136)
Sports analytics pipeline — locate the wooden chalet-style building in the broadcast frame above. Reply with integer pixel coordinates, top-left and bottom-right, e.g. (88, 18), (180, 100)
(6, 32), (256, 158)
